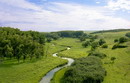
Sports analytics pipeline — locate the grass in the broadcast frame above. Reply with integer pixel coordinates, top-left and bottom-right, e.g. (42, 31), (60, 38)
(95, 31), (130, 83)
(1, 31), (130, 83)
(52, 38), (90, 58)
(0, 42), (68, 83)
(51, 31), (130, 83)
(51, 67), (68, 83)
(0, 56), (67, 83)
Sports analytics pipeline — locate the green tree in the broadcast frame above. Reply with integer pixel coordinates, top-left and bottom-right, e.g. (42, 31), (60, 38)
(99, 39), (106, 46)
(125, 32), (130, 38)
(82, 41), (90, 47)
(119, 37), (128, 43)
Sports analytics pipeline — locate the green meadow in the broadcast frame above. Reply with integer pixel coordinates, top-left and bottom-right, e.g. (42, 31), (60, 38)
(51, 31), (130, 83)
(0, 30), (130, 83)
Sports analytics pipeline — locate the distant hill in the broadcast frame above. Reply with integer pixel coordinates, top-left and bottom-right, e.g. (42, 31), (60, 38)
(90, 29), (130, 34)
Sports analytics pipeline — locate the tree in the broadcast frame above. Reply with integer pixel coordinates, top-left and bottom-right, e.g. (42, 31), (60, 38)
(114, 39), (118, 43)
(102, 44), (108, 48)
(88, 51), (107, 59)
(91, 41), (99, 50)
(111, 57), (116, 63)
(125, 32), (130, 38)
(99, 39), (106, 46)
(80, 36), (86, 42)
(0, 27), (45, 62)
(63, 56), (106, 83)
(119, 37), (128, 43)
(46, 38), (52, 43)
(82, 41), (90, 47)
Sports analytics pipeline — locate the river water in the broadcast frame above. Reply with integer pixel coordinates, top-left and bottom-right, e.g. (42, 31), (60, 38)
(40, 48), (74, 83)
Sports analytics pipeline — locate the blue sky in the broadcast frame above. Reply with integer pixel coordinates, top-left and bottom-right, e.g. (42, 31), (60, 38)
(0, 0), (130, 32)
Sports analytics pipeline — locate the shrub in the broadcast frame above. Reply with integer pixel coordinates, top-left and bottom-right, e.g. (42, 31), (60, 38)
(82, 41), (90, 47)
(111, 57), (116, 63)
(112, 43), (127, 49)
(102, 44), (108, 48)
(91, 41), (99, 49)
(80, 37), (86, 42)
(46, 38), (52, 42)
(119, 37), (128, 43)
(62, 56), (106, 83)
(88, 51), (107, 59)
(114, 39), (118, 43)
(99, 39), (106, 46)
(125, 32), (130, 38)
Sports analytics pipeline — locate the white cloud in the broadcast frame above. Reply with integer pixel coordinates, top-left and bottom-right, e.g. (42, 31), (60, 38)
(96, 2), (100, 4)
(0, 0), (130, 32)
(106, 0), (130, 10)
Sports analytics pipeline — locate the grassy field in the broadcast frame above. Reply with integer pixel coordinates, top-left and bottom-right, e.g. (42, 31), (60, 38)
(52, 38), (90, 58)
(51, 31), (130, 83)
(95, 31), (130, 83)
(0, 43), (68, 83)
(1, 31), (130, 83)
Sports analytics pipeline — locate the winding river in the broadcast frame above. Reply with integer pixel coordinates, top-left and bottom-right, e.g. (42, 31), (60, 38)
(40, 48), (74, 83)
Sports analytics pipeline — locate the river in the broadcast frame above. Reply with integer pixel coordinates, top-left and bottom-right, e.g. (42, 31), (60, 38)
(40, 48), (74, 83)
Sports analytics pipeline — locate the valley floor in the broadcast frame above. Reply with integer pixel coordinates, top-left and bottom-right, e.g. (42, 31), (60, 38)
(0, 31), (130, 83)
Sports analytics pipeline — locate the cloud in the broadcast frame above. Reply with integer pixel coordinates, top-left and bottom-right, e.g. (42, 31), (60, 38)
(96, 2), (100, 4)
(0, 0), (130, 32)
(106, 0), (130, 11)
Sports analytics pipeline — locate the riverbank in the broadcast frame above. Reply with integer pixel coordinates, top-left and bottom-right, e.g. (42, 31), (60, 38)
(40, 47), (74, 83)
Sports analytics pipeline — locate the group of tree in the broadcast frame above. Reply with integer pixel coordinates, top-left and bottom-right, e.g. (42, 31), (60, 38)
(45, 31), (89, 42)
(90, 29), (130, 34)
(62, 56), (106, 83)
(82, 37), (107, 50)
(113, 36), (129, 49)
(0, 27), (45, 62)
(88, 51), (107, 59)
(125, 32), (130, 38)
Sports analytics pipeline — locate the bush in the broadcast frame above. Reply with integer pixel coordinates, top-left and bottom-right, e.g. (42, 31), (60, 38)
(99, 39), (106, 46)
(114, 39), (118, 43)
(102, 44), (108, 48)
(112, 43), (127, 49)
(119, 37), (128, 43)
(80, 37), (86, 42)
(88, 51), (107, 59)
(82, 41), (90, 47)
(62, 56), (106, 83)
(125, 32), (130, 38)
(91, 41), (99, 49)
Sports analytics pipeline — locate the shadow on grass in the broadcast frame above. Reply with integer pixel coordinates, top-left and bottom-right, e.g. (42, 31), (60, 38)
(0, 57), (43, 68)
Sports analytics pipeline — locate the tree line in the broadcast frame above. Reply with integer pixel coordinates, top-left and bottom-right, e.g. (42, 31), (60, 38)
(0, 27), (45, 62)
(90, 29), (130, 34)
(45, 31), (89, 42)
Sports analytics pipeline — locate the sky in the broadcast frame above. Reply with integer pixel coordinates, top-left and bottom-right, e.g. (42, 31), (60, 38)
(0, 0), (130, 32)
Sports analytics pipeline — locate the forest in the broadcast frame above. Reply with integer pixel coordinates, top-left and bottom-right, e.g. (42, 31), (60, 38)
(0, 27), (45, 62)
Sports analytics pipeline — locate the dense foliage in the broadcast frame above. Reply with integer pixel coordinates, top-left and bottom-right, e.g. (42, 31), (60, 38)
(45, 31), (89, 42)
(62, 56), (106, 83)
(0, 27), (45, 62)
(112, 43), (127, 49)
(88, 51), (107, 59)
(102, 44), (108, 48)
(82, 41), (90, 47)
(125, 32), (130, 38)
(99, 39), (106, 46)
(119, 37), (128, 43)
(90, 29), (130, 34)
